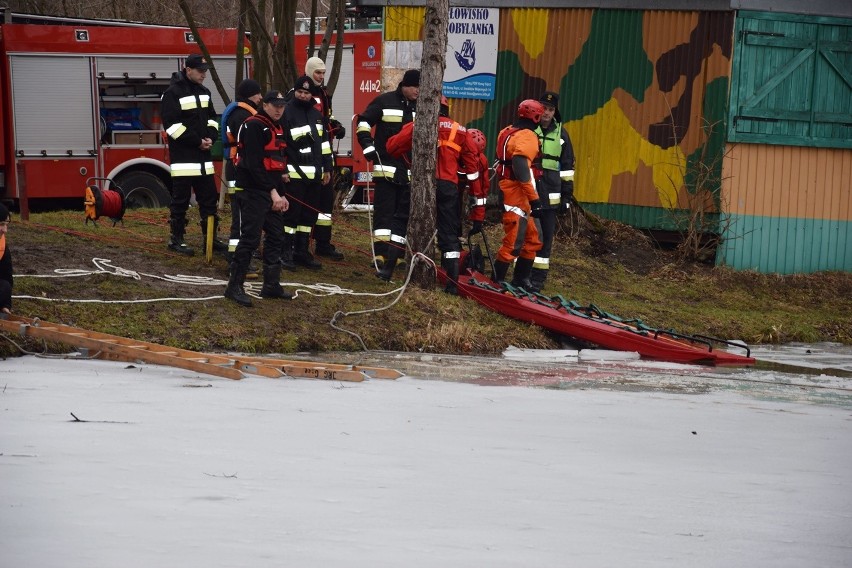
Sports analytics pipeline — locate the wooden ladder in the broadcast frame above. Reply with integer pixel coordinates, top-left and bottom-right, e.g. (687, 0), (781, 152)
(0, 315), (402, 382)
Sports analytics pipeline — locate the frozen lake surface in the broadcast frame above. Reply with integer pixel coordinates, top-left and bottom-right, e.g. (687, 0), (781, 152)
(1, 344), (851, 567)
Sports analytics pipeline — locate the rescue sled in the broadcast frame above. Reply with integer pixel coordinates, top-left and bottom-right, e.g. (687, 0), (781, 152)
(437, 267), (756, 367)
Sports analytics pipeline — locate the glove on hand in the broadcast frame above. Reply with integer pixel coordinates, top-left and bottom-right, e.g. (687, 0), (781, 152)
(529, 199), (543, 219)
(468, 220), (483, 237)
(331, 119), (346, 140)
(561, 181), (574, 211)
(363, 149), (378, 163)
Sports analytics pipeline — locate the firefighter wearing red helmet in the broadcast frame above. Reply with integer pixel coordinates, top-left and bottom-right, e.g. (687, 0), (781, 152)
(468, 128), (487, 154)
(492, 99), (545, 287)
(384, 95), (484, 292)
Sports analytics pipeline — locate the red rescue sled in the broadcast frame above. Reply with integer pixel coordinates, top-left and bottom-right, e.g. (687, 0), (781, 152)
(438, 267), (755, 367)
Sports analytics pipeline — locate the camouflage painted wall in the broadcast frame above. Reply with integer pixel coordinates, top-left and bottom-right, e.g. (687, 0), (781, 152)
(385, 6), (734, 233)
(383, 6), (852, 274)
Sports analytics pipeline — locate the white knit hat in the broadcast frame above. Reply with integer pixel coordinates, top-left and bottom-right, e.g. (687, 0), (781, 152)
(305, 57), (326, 85)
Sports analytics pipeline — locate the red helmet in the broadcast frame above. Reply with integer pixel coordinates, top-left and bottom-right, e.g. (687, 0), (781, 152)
(468, 128), (486, 153)
(440, 95), (449, 107)
(518, 99), (545, 123)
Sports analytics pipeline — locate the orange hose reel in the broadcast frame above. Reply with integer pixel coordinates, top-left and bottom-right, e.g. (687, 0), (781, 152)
(84, 177), (126, 226)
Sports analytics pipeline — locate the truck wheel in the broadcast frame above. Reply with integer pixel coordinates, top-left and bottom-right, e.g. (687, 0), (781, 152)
(114, 171), (171, 208)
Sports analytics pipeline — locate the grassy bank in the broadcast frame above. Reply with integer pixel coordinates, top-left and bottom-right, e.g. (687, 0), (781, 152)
(2, 206), (850, 359)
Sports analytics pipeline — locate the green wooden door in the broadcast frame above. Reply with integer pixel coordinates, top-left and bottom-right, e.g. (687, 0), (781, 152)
(729, 11), (852, 149)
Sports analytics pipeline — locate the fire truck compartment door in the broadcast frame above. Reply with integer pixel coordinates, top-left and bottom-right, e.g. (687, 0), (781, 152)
(95, 56), (181, 80)
(204, 58), (245, 116)
(10, 55), (95, 156)
(323, 46), (354, 157)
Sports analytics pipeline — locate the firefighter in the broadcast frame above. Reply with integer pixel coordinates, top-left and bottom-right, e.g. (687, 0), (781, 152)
(222, 78), (262, 259)
(280, 76), (333, 271)
(355, 69), (419, 270)
(531, 91), (575, 292)
(160, 53), (225, 256)
(464, 128), (490, 240)
(0, 203), (13, 314)
(493, 99), (545, 288)
(304, 56), (347, 261)
(384, 96), (484, 292)
(225, 91), (292, 307)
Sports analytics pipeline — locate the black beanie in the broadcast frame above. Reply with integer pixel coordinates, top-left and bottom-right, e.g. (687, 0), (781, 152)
(401, 69), (420, 87)
(237, 79), (262, 99)
(0, 203), (9, 222)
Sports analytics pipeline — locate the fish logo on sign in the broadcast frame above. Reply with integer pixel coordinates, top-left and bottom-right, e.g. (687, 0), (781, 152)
(454, 39), (475, 72)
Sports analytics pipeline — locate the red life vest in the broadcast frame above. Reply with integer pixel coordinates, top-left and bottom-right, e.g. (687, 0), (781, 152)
(235, 114), (286, 171)
(495, 125), (521, 181)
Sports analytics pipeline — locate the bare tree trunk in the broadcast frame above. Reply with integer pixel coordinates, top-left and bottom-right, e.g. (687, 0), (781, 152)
(274, 0), (297, 87)
(327, 0), (346, 96)
(245, 0), (289, 89)
(248, 1), (269, 87)
(408, 0), (448, 289)
(316, 0), (335, 60)
(231, 0), (248, 98)
(309, 0), (318, 55)
(178, 0), (230, 104)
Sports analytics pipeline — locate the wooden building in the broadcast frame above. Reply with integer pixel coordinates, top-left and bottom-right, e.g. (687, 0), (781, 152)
(362, 0), (851, 274)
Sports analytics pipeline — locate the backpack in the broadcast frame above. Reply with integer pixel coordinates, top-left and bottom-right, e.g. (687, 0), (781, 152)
(220, 101), (257, 149)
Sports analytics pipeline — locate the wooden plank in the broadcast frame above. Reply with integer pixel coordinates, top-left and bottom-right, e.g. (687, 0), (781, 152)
(0, 320), (244, 381)
(0, 315), (386, 382)
(239, 356), (403, 380)
(277, 364), (365, 383)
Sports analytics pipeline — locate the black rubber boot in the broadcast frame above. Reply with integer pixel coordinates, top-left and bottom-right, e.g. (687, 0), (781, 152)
(376, 247), (401, 281)
(511, 257), (534, 290)
(167, 217), (194, 256)
(491, 260), (510, 283)
(201, 216), (228, 253)
(224, 267), (252, 307)
(280, 234), (298, 271)
(260, 263), (292, 299)
(293, 233), (322, 270)
(529, 267), (548, 293)
(442, 257), (460, 295)
(315, 241), (344, 261)
(373, 241), (388, 269)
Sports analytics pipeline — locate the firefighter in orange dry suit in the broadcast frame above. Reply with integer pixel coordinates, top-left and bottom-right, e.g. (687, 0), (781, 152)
(385, 96), (485, 292)
(492, 99), (545, 288)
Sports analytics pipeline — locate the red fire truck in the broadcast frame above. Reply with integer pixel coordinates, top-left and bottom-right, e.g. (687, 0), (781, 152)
(0, 11), (383, 216)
